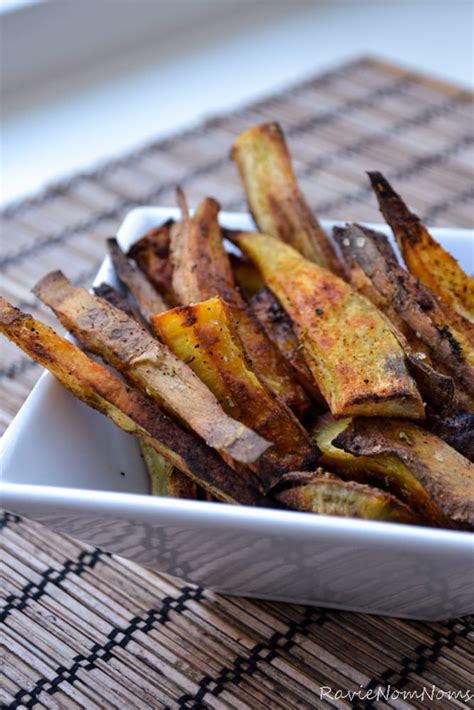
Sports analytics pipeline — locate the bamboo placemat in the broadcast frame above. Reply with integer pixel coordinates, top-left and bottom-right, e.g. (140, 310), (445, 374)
(1, 57), (473, 709)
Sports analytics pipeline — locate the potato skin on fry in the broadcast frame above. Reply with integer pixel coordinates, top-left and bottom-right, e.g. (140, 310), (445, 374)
(107, 238), (167, 321)
(128, 220), (175, 304)
(152, 296), (319, 491)
(170, 196), (311, 417)
(32, 271), (271, 465)
(0, 297), (263, 505)
(335, 224), (474, 403)
(234, 231), (424, 419)
(276, 476), (421, 525)
(333, 418), (474, 529)
(369, 171), (474, 323)
(231, 122), (343, 274)
(312, 414), (451, 526)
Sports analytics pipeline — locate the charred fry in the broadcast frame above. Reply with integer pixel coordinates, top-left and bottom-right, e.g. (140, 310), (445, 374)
(369, 171), (474, 322)
(426, 412), (474, 463)
(312, 414), (452, 526)
(127, 220), (175, 304)
(152, 296), (319, 490)
(33, 271), (270, 465)
(170, 194), (311, 416)
(275, 472), (421, 525)
(0, 298), (263, 504)
(231, 122), (343, 274)
(232, 231), (424, 419)
(107, 238), (167, 320)
(333, 417), (474, 529)
(335, 224), (474, 403)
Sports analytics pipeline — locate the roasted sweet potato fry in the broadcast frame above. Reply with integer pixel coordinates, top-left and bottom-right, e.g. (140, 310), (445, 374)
(312, 414), (451, 526)
(369, 171), (474, 322)
(335, 224), (474, 403)
(275, 473), (421, 525)
(249, 288), (322, 401)
(127, 220), (175, 304)
(170, 195), (311, 417)
(152, 296), (319, 490)
(107, 238), (167, 321)
(232, 231), (424, 419)
(33, 271), (270, 465)
(0, 298), (262, 504)
(231, 122), (343, 274)
(333, 417), (474, 529)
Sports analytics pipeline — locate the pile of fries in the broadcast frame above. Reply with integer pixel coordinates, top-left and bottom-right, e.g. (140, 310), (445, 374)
(2, 123), (473, 530)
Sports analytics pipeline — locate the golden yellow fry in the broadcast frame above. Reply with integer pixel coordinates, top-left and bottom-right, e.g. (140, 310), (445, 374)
(232, 231), (424, 419)
(231, 122), (343, 274)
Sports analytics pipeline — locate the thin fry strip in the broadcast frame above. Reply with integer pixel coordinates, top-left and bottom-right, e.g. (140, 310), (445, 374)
(0, 298), (262, 504)
(369, 171), (474, 322)
(127, 220), (175, 304)
(231, 122), (343, 274)
(107, 238), (167, 320)
(232, 231), (424, 419)
(33, 271), (271, 465)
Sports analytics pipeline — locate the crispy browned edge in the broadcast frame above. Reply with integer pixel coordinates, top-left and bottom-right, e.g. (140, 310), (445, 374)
(275, 478), (422, 525)
(334, 224), (474, 403)
(127, 220), (175, 304)
(32, 270), (271, 465)
(0, 297), (263, 505)
(368, 171), (474, 321)
(170, 194), (312, 417)
(333, 418), (474, 528)
(107, 237), (167, 320)
(231, 122), (344, 275)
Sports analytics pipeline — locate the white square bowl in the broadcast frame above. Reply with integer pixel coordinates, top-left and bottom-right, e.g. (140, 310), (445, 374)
(2, 208), (473, 621)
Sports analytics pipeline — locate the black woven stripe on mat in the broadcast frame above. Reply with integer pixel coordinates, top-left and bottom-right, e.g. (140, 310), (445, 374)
(0, 72), (416, 271)
(293, 90), (470, 179)
(423, 187), (474, 223)
(310, 132), (474, 216)
(353, 617), (474, 709)
(177, 607), (328, 708)
(0, 57), (397, 219)
(1, 547), (109, 623)
(7, 585), (205, 709)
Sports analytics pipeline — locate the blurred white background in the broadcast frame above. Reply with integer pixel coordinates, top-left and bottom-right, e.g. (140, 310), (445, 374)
(1, 0), (473, 205)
